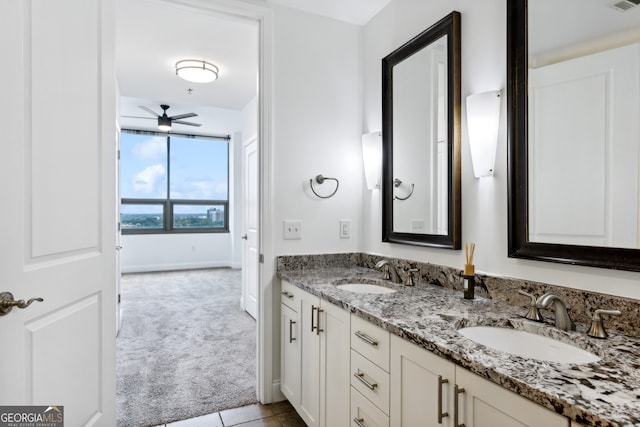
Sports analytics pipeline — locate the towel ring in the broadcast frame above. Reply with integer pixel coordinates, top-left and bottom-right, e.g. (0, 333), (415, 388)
(393, 178), (414, 201)
(310, 174), (339, 199)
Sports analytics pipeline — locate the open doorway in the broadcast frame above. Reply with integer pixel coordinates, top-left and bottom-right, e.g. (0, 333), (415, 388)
(114, 0), (260, 425)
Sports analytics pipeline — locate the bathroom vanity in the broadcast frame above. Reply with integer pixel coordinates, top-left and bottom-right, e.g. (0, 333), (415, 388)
(278, 261), (640, 427)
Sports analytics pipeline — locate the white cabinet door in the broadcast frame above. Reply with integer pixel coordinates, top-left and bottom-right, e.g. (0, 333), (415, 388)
(281, 303), (300, 405)
(283, 284), (351, 427)
(320, 301), (351, 427)
(456, 368), (568, 427)
(390, 335), (455, 427)
(300, 292), (321, 427)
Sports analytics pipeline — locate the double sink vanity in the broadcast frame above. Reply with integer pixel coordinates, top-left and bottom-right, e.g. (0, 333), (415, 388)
(277, 255), (640, 427)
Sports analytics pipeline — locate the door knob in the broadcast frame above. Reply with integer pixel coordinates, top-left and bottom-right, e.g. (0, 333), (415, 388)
(0, 292), (43, 316)
(241, 235), (248, 240)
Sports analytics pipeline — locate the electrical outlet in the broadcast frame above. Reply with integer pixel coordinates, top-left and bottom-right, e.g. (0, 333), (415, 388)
(410, 219), (425, 233)
(340, 219), (351, 238)
(284, 220), (302, 240)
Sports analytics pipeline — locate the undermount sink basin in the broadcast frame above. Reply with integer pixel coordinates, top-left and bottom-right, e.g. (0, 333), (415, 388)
(335, 283), (397, 294)
(458, 326), (600, 364)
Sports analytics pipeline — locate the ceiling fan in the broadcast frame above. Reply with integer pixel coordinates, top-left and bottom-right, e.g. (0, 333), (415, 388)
(124, 104), (202, 131)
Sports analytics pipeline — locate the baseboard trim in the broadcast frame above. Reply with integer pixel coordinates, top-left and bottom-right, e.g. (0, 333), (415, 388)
(121, 261), (231, 274)
(270, 380), (286, 403)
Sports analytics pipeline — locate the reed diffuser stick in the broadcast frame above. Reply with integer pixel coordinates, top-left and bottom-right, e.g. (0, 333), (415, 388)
(465, 242), (475, 276)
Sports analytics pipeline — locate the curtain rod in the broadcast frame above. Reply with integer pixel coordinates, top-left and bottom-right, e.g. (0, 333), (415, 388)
(121, 128), (231, 141)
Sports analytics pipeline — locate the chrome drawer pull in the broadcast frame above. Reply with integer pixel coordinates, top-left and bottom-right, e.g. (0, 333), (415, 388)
(289, 319), (296, 343)
(353, 417), (366, 427)
(438, 375), (449, 423)
(311, 305), (317, 332)
(316, 306), (324, 335)
(353, 371), (378, 390)
(354, 331), (379, 347)
(454, 384), (465, 427)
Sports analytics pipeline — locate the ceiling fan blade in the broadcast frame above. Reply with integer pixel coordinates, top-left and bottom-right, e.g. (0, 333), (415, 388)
(173, 120), (202, 127)
(169, 112), (198, 120)
(139, 106), (160, 117)
(121, 115), (155, 120)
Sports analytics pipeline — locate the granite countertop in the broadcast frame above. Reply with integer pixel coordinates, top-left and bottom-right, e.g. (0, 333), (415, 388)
(278, 266), (640, 427)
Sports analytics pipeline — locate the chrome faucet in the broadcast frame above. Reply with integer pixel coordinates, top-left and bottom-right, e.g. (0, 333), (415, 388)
(518, 290), (543, 322)
(587, 309), (621, 339)
(375, 260), (402, 283)
(536, 293), (576, 331)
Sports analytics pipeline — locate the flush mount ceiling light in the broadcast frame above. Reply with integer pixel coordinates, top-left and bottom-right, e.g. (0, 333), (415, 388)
(175, 59), (219, 83)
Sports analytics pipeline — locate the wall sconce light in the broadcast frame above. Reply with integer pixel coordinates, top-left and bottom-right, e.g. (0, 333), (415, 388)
(175, 59), (219, 83)
(362, 131), (382, 190)
(466, 90), (502, 178)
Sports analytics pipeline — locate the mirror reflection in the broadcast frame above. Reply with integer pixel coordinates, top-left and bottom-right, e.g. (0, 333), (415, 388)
(392, 35), (448, 235)
(382, 11), (460, 249)
(528, 0), (640, 249)
(507, 0), (640, 271)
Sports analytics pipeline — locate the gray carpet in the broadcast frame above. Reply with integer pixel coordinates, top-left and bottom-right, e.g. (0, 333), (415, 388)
(116, 268), (257, 427)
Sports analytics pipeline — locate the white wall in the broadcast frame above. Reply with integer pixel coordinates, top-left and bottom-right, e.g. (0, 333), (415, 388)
(361, 0), (640, 299)
(271, 5), (363, 256)
(268, 4), (363, 398)
(120, 233), (233, 273)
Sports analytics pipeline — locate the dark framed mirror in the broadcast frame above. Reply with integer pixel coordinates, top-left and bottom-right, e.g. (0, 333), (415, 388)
(382, 11), (461, 249)
(507, 0), (640, 271)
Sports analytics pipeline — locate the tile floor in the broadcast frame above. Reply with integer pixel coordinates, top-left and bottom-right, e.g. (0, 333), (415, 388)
(156, 401), (307, 427)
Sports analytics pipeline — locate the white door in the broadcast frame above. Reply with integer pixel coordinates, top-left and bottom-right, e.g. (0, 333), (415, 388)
(242, 137), (259, 319)
(116, 130), (123, 334)
(0, 1), (116, 426)
(528, 43), (640, 248)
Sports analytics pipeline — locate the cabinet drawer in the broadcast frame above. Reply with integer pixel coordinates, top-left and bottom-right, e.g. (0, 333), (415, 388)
(281, 280), (301, 310)
(351, 315), (390, 371)
(351, 387), (389, 427)
(351, 350), (390, 415)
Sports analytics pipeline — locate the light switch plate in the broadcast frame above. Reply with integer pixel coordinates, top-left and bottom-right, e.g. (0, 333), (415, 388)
(284, 220), (302, 240)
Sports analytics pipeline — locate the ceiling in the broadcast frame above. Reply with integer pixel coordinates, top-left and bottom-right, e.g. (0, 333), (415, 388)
(116, 0), (391, 134)
(267, 0), (392, 26)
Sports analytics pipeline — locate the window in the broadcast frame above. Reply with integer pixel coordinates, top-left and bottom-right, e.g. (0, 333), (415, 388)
(120, 130), (229, 234)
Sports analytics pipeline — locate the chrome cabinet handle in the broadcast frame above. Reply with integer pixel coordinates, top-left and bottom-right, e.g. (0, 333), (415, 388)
(311, 305), (317, 332)
(289, 319), (296, 343)
(454, 384), (465, 427)
(438, 375), (449, 423)
(311, 305), (324, 335)
(354, 331), (378, 347)
(0, 292), (44, 316)
(281, 291), (294, 299)
(353, 371), (378, 390)
(316, 307), (324, 335)
(353, 417), (366, 427)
